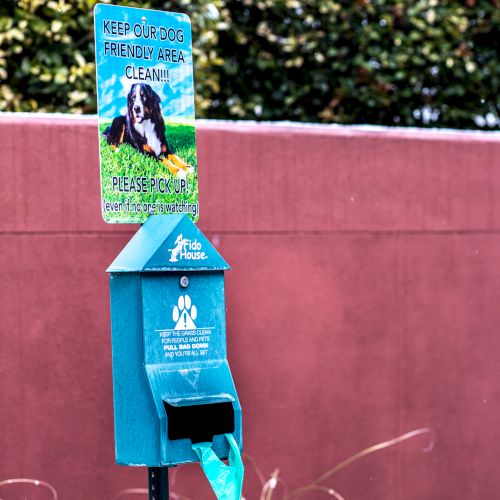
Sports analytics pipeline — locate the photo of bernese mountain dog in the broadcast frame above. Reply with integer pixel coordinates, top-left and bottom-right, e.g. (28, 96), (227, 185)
(103, 83), (192, 177)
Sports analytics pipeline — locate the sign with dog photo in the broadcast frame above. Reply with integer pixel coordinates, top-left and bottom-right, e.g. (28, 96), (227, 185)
(94, 4), (199, 223)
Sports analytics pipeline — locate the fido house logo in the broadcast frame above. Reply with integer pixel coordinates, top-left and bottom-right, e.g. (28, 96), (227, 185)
(168, 234), (208, 263)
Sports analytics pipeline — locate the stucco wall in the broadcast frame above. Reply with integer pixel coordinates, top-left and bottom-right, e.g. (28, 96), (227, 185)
(1, 115), (500, 499)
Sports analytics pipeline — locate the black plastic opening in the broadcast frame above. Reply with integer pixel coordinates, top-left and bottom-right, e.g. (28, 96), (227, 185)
(164, 401), (234, 444)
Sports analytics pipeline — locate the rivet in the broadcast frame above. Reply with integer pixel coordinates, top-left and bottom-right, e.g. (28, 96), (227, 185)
(180, 276), (189, 288)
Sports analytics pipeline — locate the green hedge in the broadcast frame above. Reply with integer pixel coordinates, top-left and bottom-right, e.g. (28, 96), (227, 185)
(0, 0), (499, 129)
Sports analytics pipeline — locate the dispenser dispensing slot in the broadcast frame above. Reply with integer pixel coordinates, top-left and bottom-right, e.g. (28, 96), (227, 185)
(164, 401), (235, 444)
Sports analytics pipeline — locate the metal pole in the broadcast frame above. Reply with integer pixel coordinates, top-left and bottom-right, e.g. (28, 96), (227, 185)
(148, 467), (169, 500)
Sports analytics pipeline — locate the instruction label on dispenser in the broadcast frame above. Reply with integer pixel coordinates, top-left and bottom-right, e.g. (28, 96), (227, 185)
(158, 328), (214, 359)
(156, 293), (214, 359)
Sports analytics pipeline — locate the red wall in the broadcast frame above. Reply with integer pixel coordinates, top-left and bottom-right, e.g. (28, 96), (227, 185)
(1, 115), (500, 499)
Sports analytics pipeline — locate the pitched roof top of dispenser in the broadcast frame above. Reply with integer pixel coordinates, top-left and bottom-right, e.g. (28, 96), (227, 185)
(107, 214), (230, 272)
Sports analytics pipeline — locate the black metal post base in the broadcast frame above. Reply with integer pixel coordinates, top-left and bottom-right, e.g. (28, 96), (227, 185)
(148, 467), (169, 500)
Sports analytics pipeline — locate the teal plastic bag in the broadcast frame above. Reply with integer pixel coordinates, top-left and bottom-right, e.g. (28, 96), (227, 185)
(192, 434), (244, 500)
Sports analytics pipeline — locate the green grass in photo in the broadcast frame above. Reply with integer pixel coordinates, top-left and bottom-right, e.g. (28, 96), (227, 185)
(99, 121), (199, 223)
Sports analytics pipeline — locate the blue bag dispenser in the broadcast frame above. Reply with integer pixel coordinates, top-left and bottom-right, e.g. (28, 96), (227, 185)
(107, 214), (242, 466)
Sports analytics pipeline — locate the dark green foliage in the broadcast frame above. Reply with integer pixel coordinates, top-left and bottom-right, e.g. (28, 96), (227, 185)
(1, 0), (499, 128)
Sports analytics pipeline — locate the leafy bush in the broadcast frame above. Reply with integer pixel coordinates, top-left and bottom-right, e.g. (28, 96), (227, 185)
(0, 0), (499, 128)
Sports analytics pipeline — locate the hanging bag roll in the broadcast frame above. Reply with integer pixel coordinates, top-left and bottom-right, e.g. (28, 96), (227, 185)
(192, 434), (244, 500)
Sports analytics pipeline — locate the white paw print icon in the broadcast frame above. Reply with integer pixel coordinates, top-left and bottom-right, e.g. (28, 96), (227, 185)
(172, 294), (197, 330)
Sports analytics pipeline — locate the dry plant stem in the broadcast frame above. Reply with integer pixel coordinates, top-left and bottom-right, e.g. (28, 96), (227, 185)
(260, 469), (280, 500)
(169, 493), (194, 500)
(244, 453), (268, 486)
(301, 485), (346, 500)
(263, 477), (345, 500)
(286, 428), (434, 499)
(2, 429), (432, 500)
(0, 478), (59, 499)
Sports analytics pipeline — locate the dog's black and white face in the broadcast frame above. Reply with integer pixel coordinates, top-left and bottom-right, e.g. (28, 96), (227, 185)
(104, 83), (168, 157)
(127, 83), (159, 124)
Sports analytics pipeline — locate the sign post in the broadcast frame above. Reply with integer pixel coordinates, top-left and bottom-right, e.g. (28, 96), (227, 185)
(149, 467), (169, 500)
(94, 5), (243, 499)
